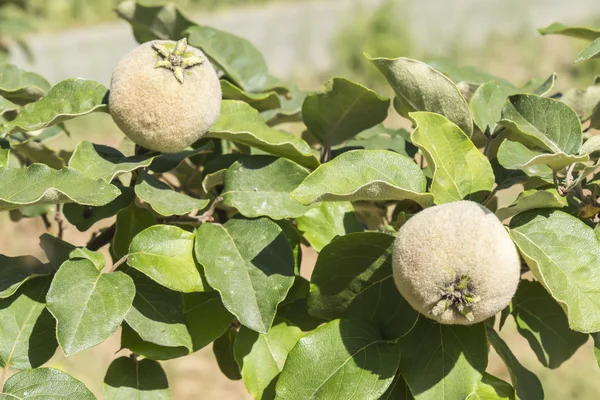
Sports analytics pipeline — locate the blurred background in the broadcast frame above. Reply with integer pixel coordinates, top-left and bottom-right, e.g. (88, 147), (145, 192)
(2, 0), (600, 398)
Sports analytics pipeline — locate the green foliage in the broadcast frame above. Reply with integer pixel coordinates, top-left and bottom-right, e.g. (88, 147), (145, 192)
(2, 1), (600, 398)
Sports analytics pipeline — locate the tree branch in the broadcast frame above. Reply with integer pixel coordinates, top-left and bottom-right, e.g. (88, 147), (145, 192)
(87, 224), (116, 251)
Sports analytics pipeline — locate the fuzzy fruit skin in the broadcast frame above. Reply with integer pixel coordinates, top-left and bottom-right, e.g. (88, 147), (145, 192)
(109, 40), (221, 153)
(392, 200), (520, 325)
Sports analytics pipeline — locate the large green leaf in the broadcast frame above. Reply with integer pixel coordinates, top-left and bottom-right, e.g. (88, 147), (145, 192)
(213, 327), (242, 380)
(511, 280), (588, 369)
(276, 318), (400, 400)
(124, 268), (192, 351)
(46, 259), (135, 356)
(398, 318), (487, 400)
(470, 80), (516, 133)
(234, 321), (303, 399)
(111, 203), (156, 261)
(427, 59), (514, 87)
(495, 188), (566, 221)
(308, 232), (418, 339)
(2, 79), (108, 136)
(538, 22), (600, 41)
(10, 139), (65, 169)
(560, 77), (600, 121)
(510, 210), (600, 333)
(302, 77), (390, 146)
(276, 277), (324, 331)
(499, 94), (582, 155)
(497, 139), (588, 171)
(261, 87), (308, 126)
(208, 101), (319, 169)
(39, 233), (106, 270)
(0, 254), (53, 298)
(0, 63), (50, 105)
(63, 186), (135, 232)
(0, 164), (120, 211)
(185, 25), (282, 93)
(135, 172), (208, 216)
(104, 356), (170, 400)
(367, 55), (473, 137)
(468, 374), (515, 400)
(410, 112), (495, 204)
(120, 322), (188, 361)
(575, 37), (600, 64)
(291, 150), (433, 207)
(195, 217), (295, 333)
(0, 277), (57, 370)
(295, 201), (363, 252)
(69, 141), (155, 182)
(344, 125), (417, 158)
(222, 155), (310, 219)
(381, 374), (414, 400)
(128, 225), (206, 292)
(487, 326), (544, 400)
(1, 368), (95, 399)
(221, 80), (281, 111)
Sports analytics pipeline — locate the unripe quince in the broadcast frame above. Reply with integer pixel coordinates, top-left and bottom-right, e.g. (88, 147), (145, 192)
(392, 200), (520, 325)
(109, 38), (221, 153)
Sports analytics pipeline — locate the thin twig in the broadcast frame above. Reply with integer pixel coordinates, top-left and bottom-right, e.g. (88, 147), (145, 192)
(55, 204), (65, 239)
(320, 144), (332, 163)
(109, 255), (128, 273)
(40, 214), (52, 231)
(87, 224), (116, 251)
(483, 126), (492, 157)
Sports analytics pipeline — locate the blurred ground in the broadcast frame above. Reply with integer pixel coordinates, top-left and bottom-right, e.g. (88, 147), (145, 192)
(3, 0), (600, 398)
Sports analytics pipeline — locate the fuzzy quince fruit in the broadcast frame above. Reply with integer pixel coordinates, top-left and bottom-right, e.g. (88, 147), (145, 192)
(392, 200), (520, 324)
(109, 38), (221, 153)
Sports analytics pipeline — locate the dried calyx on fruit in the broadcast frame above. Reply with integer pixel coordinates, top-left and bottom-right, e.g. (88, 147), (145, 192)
(108, 38), (222, 153)
(392, 200), (521, 325)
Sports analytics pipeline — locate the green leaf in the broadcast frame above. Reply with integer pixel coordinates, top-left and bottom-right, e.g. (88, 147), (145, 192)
(381, 374), (414, 400)
(213, 326), (242, 380)
(495, 188), (566, 221)
(69, 141), (155, 182)
(367, 55), (473, 137)
(185, 25), (283, 93)
(1, 368), (95, 399)
(276, 318), (400, 400)
(121, 323), (188, 361)
(291, 149), (433, 207)
(135, 172), (208, 217)
(0, 63), (50, 105)
(487, 325), (544, 400)
(410, 112), (495, 204)
(148, 141), (214, 174)
(261, 87), (307, 126)
(581, 135), (600, 156)
(511, 279), (588, 369)
(469, 373), (515, 400)
(575, 37), (600, 64)
(46, 259), (135, 356)
(222, 155), (310, 219)
(11, 139), (65, 169)
(208, 101), (319, 169)
(115, 0), (193, 42)
(128, 225), (206, 293)
(39, 233), (105, 270)
(195, 217), (295, 333)
(234, 321), (303, 399)
(124, 268), (192, 351)
(0, 164), (120, 211)
(344, 126), (417, 158)
(538, 22), (600, 41)
(560, 77), (600, 121)
(0, 277), (57, 370)
(221, 80), (281, 111)
(510, 210), (600, 333)
(64, 186), (134, 232)
(399, 318), (487, 400)
(0, 254), (52, 298)
(295, 201), (363, 252)
(497, 139), (588, 171)
(308, 232), (418, 339)
(520, 73), (558, 96)
(499, 94), (583, 155)
(111, 203), (156, 261)
(302, 77), (390, 146)
(592, 332), (600, 368)
(3, 79), (108, 136)
(276, 277), (324, 331)
(427, 59), (514, 87)
(0, 141), (9, 167)
(470, 80), (516, 133)
(182, 291), (234, 351)
(0, 97), (18, 117)
(104, 356), (169, 400)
